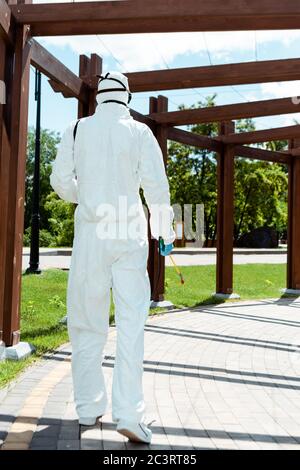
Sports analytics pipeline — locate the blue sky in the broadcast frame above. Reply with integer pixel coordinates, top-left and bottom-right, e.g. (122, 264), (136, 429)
(29, 1), (300, 136)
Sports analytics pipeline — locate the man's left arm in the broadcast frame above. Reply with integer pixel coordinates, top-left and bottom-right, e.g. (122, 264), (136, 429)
(50, 122), (78, 203)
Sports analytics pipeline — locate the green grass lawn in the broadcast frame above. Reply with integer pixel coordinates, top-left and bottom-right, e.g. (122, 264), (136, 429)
(165, 263), (287, 307)
(0, 264), (287, 387)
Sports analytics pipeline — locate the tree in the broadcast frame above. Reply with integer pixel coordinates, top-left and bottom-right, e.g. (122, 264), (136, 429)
(168, 96), (259, 244)
(234, 158), (287, 240)
(25, 127), (60, 232)
(44, 192), (75, 247)
(167, 96), (288, 245)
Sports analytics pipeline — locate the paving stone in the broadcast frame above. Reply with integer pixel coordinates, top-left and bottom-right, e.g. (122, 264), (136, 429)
(59, 424), (79, 440)
(57, 439), (80, 450)
(2, 442), (29, 450)
(0, 430), (8, 441)
(30, 437), (58, 449)
(35, 425), (61, 437)
(38, 417), (62, 426)
(60, 419), (78, 427)
(80, 425), (102, 450)
(31, 444), (57, 450)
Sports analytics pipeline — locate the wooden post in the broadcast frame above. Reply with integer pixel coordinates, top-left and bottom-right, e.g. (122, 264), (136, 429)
(77, 55), (89, 118)
(1, 0), (32, 346)
(0, 1), (15, 346)
(88, 53), (102, 115)
(147, 95), (168, 302)
(287, 139), (300, 290)
(77, 53), (102, 119)
(216, 121), (236, 296)
(0, 33), (11, 346)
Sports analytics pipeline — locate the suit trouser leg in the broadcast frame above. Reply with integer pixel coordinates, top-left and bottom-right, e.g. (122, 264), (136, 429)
(67, 227), (111, 419)
(111, 239), (150, 423)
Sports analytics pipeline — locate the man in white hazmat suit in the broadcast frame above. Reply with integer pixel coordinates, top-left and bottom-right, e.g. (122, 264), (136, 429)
(50, 71), (175, 444)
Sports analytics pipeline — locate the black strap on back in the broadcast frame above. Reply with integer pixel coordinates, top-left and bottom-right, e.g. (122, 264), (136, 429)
(73, 119), (80, 142)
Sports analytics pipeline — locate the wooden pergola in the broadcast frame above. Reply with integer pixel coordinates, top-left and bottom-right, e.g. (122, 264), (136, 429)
(1, 0), (300, 348)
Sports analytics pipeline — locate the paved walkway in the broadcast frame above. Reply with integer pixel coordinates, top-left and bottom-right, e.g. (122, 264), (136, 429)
(22, 247), (287, 270)
(1, 298), (300, 450)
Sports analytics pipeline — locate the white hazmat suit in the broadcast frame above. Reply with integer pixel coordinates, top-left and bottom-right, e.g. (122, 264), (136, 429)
(50, 72), (175, 429)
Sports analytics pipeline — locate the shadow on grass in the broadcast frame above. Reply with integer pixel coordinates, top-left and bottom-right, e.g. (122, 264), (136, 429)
(170, 294), (226, 311)
(21, 323), (66, 341)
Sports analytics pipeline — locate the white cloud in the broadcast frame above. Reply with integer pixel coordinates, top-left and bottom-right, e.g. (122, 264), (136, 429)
(38, 33), (209, 72)
(36, 29), (300, 73)
(259, 82), (300, 125)
(261, 81), (300, 99)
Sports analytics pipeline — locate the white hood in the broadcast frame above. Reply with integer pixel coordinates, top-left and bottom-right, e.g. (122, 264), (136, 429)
(96, 71), (130, 107)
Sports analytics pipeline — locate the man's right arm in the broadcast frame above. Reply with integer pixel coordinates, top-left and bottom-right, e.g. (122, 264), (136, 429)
(139, 125), (175, 245)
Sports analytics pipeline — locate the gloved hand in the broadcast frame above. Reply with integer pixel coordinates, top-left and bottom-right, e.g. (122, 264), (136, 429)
(159, 238), (174, 256)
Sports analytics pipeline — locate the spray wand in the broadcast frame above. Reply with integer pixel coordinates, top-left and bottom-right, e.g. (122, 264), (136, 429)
(169, 254), (185, 285)
(159, 237), (185, 285)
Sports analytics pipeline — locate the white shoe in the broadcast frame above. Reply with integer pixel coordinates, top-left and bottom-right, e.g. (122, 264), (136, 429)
(117, 420), (152, 444)
(79, 416), (102, 426)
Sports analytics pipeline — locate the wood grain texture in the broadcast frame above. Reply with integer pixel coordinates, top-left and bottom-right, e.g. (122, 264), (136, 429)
(216, 122), (235, 295)
(10, 1), (300, 36)
(128, 58), (300, 92)
(2, 0), (32, 346)
(149, 97), (300, 126)
(31, 39), (88, 101)
(287, 139), (300, 290)
(220, 124), (300, 145)
(0, 0), (14, 44)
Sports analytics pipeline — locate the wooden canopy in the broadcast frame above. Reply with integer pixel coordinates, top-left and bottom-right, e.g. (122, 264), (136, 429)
(1, 0), (300, 347)
(9, 1), (300, 36)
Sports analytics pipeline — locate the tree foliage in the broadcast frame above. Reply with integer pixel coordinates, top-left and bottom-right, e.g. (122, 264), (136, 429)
(25, 127), (60, 231)
(25, 127), (75, 247)
(167, 96), (288, 245)
(44, 192), (75, 247)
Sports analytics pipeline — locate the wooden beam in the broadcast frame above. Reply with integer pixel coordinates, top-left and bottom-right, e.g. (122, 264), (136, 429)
(11, 1), (300, 36)
(130, 109), (155, 131)
(0, 0), (14, 44)
(3, 1), (32, 347)
(216, 121), (235, 295)
(235, 145), (291, 165)
(167, 127), (290, 163)
(220, 124), (300, 145)
(47, 79), (74, 99)
(287, 139), (300, 290)
(168, 127), (222, 152)
(30, 39), (88, 101)
(288, 148), (300, 156)
(128, 58), (300, 93)
(149, 97), (300, 126)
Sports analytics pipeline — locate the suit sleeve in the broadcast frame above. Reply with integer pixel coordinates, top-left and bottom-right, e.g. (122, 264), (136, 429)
(50, 122), (78, 204)
(139, 125), (175, 244)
